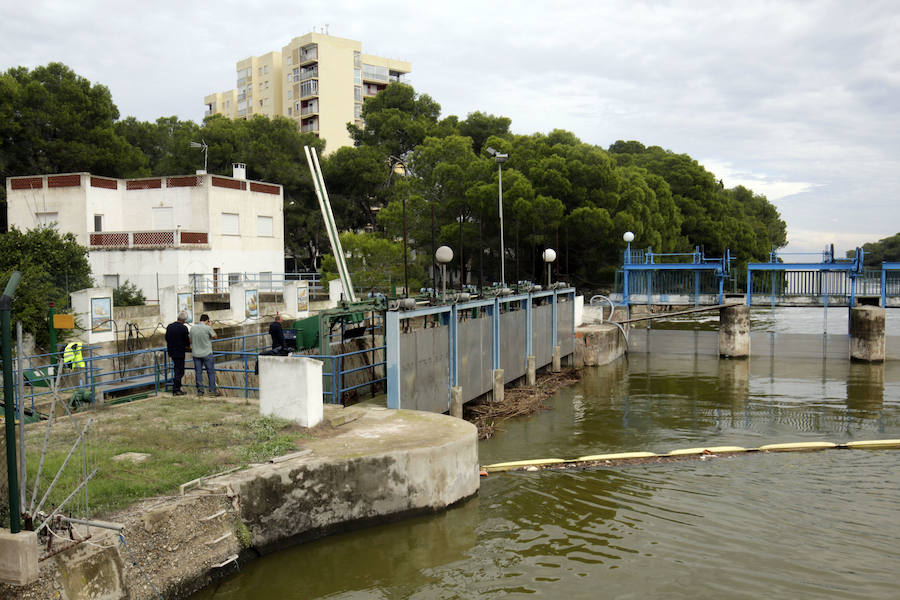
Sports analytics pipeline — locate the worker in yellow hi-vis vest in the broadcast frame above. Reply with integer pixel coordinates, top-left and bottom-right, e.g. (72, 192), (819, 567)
(63, 341), (85, 369)
(63, 341), (86, 387)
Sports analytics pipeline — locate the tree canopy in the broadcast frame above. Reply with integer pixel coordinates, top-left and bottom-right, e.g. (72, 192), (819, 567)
(854, 232), (900, 265)
(0, 226), (92, 349)
(1, 63), (789, 297)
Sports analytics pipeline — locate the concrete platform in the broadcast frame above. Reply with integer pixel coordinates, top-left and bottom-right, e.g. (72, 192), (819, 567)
(2, 403), (479, 598)
(213, 405), (479, 553)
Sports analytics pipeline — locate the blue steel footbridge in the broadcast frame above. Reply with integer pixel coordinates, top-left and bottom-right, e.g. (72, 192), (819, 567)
(615, 244), (900, 310)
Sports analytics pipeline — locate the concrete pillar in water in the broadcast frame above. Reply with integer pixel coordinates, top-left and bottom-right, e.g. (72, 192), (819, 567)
(450, 386), (463, 418)
(850, 306), (885, 362)
(492, 369), (504, 403)
(552, 345), (561, 372)
(527, 356), (536, 386)
(719, 305), (750, 358)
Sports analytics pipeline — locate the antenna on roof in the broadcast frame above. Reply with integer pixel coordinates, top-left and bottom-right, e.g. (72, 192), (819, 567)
(190, 140), (208, 174)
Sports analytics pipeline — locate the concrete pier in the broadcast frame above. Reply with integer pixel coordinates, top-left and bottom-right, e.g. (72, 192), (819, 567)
(850, 306), (886, 362)
(718, 304), (750, 358)
(492, 369), (505, 403)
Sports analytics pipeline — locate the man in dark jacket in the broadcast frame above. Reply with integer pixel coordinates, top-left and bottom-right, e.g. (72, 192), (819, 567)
(165, 311), (190, 396)
(269, 313), (286, 352)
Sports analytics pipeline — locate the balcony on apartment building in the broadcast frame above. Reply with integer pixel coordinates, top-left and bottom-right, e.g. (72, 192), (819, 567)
(300, 99), (318, 116)
(298, 44), (318, 65)
(300, 117), (319, 134)
(89, 230), (210, 250)
(299, 79), (319, 99)
(362, 64), (389, 83)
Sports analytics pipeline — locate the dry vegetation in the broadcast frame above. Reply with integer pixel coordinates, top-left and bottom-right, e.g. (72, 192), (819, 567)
(464, 370), (581, 440)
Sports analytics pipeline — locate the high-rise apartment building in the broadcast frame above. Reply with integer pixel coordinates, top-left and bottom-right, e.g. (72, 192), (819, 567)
(204, 32), (411, 151)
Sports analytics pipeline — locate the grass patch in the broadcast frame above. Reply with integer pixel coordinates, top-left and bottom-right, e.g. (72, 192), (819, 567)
(241, 415), (300, 463)
(14, 397), (305, 523)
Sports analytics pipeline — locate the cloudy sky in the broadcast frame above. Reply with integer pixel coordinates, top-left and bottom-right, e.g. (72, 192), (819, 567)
(3, 0), (898, 255)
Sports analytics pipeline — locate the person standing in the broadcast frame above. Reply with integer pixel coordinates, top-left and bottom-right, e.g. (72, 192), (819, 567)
(165, 311), (190, 396)
(269, 313), (286, 352)
(190, 313), (220, 396)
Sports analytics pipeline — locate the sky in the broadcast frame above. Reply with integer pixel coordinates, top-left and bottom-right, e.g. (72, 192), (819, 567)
(3, 0), (899, 256)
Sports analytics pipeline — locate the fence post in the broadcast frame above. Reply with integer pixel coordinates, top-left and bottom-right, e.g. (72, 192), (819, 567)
(242, 334), (249, 399)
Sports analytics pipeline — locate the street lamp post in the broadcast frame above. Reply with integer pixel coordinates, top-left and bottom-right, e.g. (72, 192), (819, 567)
(543, 248), (557, 288)
(390, 157), (410, 297)
(435, 246), (454, 303)
(623, 231), (634, 307)
(485, 147), (509, 287)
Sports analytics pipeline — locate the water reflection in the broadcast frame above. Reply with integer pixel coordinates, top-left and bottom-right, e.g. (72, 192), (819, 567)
(846, 362), (884, 417)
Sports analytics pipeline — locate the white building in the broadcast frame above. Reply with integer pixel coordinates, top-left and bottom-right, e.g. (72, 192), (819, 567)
(5, 166), (284, 301)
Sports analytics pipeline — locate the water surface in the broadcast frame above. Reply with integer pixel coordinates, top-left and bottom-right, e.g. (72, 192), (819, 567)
(194, 355), (900, 599)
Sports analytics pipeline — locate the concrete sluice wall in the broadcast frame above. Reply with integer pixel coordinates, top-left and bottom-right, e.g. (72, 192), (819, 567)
(627, 328), (900, 361)
(397, 298), (576, 413)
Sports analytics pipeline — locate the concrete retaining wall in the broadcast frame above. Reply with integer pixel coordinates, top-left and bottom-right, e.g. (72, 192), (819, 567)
(574, 324), (628, 367)
(2, 408), (479, 599)
(220, 410), (479, 553)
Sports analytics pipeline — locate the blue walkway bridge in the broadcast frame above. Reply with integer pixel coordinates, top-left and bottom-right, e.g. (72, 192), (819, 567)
(746, 246), (866, 307)
(616, 244), (900, 309)
(622, 246), (733, 307)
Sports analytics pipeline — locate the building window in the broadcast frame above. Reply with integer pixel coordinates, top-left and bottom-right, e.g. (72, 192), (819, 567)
(287, 89), (292, 99)
(257, 215), (273, 237)
(264, 64), (269, 74)
(354, 68), (361, 85)
(288, 107), (292, 116)
(354, 51), (361, 68)
(228, 272), (240, 287)
(36, 212), (59, 228)
(354, 103), (362, 119)
(222, 213), (239, 235)
(94, 214), (103, 232)
(354, 85), (362, 102)
(286, 55), (292, 65)
(258, 67), (262, 76)
(103, 274), (119, 289)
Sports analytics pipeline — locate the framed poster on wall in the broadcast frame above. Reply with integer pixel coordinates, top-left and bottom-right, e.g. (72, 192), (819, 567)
(245, 289), (259, 318)
(298, 282), (309, 313)
(177, 292), (194, 323)
(91, 297), (112, 332)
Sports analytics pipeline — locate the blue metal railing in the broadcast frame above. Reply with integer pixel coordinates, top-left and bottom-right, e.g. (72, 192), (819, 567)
(15, 345), (167, 415)
(12, 326), (386, 417)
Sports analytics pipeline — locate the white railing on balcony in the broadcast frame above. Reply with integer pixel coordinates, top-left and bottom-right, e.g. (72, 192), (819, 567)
(190, 272), (322, 294)
(89, 230), (209, 249)
(301, 102), (318, 115)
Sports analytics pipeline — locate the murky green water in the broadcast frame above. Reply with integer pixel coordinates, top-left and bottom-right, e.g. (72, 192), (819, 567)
(194, 354), (900, 599)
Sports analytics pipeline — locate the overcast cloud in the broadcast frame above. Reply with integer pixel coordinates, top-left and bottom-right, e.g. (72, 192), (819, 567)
(3, 0), (898, 255)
